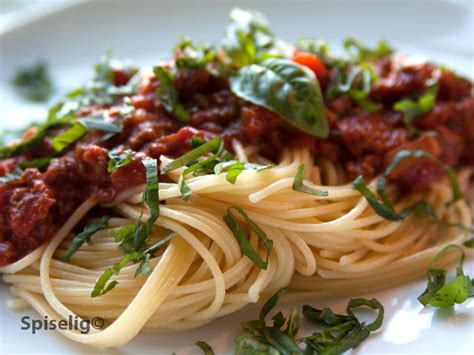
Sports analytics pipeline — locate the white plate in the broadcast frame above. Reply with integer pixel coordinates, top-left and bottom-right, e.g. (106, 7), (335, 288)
(0, 1), (473, 354)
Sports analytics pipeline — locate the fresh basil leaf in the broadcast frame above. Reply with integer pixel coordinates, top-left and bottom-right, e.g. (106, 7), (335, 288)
(153, 66), (189, 122)
(11, 61), (53, 102)
(224, 8), (274, 68)
(108, 149), (133, 172)
(195, 341), (215, 355)
(223, 206), (273, 270)
(161, 137), (222, 173)
(134, 158), (160, 251)
(230, 58), (328, 138)
(293, 164), (328, 196)
(63, 216), (110, 262)
(51, 122), (88, 152)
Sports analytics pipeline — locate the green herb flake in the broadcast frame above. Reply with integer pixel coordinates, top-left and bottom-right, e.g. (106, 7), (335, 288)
(108, 149), (133, 173)
(293, 164), (328, 196)
(223, 206), (273, 269)
(63, 216), (110, 262)
(51, 122), (88, 153)
(195, 341), (215, 355)
(153, 66), (189, 122)
(418, 244), (473, 307)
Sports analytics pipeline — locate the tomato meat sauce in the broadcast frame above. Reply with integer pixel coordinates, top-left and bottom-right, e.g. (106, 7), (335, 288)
(0, 54), (473, 265)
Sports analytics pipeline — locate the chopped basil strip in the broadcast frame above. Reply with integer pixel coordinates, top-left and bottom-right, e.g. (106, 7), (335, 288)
(161, 137), (222, 173)
(464, 239), (474, 248)
(223, 206), (273, 269)
(232, 288), (384, 355)
(153, 66), (189, 122)
(134, 158), (160, 250)
(92, 230), (176, 297)
(12, 61), (53, 102)
(91, 251), (143, 297)
(195, 341), (215, 355)
(296, 38), (333, 66)
(230, 58), (328, 138)
(0, 120), (69, 159)
(178, 175), (192, 201)
(394, 85), (438, 132)
(19, 157), (53, 170)
(355, 149), (462, 221)
(63, 216), (110, 262)
(343, 38), (393, 62)
(377, 150), (461, 205)
(326, 63), (381, 112)
(418, 244), (473, 307)
(51, 122), (88, 152)
(293, 164), (328, 196)
(108, 149), (133, 172)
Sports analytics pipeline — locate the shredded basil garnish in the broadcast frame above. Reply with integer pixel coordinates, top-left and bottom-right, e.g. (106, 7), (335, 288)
(394, 84), (438, 133)
(195, 341), (215, 355)
(51, 122), (88, 152)
(107, 149), (133, 172)
(293, 164), (328, 196)
(63, 216), (110, 262)
(161, 137), (222, 174)
(343, 38), (393, 62)
(11, 61), (53, 102)
(230, 58), (328, 138)
(77, 117), (123, 134)
(418, 244), (473, 307)
(227, 288), (385, 354)
(133, 158), (160, 250)
(223, 206), (273, 269)
(355, 149), (462, 221)
(153, 66), (189, 122)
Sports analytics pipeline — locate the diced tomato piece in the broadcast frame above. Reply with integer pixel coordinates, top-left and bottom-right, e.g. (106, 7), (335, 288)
(292, 51), (328, 81)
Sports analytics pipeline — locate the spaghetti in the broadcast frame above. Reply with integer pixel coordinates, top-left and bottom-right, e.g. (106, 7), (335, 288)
(0, 7), (473, 350)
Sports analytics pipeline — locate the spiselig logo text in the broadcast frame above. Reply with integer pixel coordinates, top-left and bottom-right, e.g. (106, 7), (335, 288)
(20, 315), (105, 334)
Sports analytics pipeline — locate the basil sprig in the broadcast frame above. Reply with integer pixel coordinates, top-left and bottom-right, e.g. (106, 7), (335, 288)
(197, 288), (385, 354)
(63, 216), (110, 262)
(230, 58), (328, 138)
(354, 149), (461, 221)
(418, 244), (473, 307)
(223, 206), (273, 269)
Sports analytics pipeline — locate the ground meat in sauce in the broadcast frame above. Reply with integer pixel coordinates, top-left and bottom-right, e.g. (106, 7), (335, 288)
(0, 54), (472, 265)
